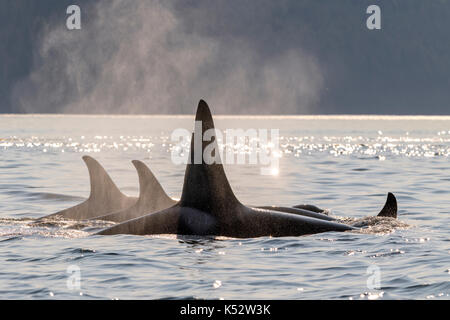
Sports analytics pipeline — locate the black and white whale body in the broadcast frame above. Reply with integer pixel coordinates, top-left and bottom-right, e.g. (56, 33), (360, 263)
(42, 156), (137, 220)
(97, 100), (356, 238)
(92, 160), (177, 222)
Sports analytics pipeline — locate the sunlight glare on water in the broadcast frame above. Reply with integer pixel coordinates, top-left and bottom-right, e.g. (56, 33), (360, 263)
(0, 115), (449, 299)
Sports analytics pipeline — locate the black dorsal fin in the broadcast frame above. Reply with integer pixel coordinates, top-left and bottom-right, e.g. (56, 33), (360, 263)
(82, 155), (128, 201)
(179, 100), (242, 215)
(377, 192), (398, 218)
(132, 160), (176, 208)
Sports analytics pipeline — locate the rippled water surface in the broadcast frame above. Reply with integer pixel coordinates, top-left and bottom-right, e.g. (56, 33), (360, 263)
(0, 115), (449, 299)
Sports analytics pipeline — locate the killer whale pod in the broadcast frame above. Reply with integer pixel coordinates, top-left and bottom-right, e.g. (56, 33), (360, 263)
(97, 100), (359, 237)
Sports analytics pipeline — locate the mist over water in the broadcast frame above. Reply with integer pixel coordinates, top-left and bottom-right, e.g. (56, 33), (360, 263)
(12, 0), (323, 115)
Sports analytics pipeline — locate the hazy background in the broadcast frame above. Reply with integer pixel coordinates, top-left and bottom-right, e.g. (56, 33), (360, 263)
(1, 0), (449, 114)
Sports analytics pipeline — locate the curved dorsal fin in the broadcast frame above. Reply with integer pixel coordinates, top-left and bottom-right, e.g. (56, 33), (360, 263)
(42, 156), (136, 220)
(377, 192), (397, 218)
(132, 160), (176, 208)
(83, 156), (127, 201)
(179, 100), (242, 216)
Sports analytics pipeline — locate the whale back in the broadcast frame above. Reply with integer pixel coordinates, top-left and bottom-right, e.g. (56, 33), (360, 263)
(179, 100), (242, 217)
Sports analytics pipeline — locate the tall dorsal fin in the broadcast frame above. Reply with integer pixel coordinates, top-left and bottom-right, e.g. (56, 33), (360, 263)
(42, 156), (136, 220)
(179, 100), (242, 215)
(83, 155), (127, 201)
(377, 192), (397, 218)
(132, 160), (176, 208)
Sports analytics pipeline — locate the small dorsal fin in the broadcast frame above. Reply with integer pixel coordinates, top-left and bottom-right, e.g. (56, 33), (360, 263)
(132, 160), (176, 209)
(179, 100), (242, 216)
(377, 192), (397, 218)
(83, 156), (127, 201)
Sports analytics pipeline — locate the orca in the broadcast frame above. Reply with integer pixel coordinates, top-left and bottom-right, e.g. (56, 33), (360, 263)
(87, 159), (395, 224)
(43, 155), (331, 223)
(90, 158), (335, 222)
(97, 100), (357, 238)
(258, 192), (397, 221)
(91, 160), (177, 222)
(42, 156), (137, 220)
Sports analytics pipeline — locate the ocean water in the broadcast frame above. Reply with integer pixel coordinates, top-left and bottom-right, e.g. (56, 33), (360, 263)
(0, 114), (449, 300)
